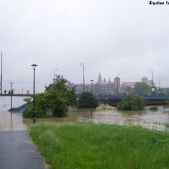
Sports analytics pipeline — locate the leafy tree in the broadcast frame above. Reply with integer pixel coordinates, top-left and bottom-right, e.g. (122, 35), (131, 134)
(23, 75), (77, 118)
(79, 92), (97, 108)
(45, 75), (77, 116)
(133, 82), (152, 96)
(117, 95), (145, 111)
(123, 86), (134, 95)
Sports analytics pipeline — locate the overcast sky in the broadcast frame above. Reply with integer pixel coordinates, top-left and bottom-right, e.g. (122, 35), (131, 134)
(0, 0), (169, 93)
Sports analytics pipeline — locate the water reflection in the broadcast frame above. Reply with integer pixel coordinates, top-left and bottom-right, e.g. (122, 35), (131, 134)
(0, 96), (28, 131)
(0, 111), (27, 131)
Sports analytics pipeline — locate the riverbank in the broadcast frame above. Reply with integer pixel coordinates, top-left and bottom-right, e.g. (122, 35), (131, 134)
(30, 122), (169, 169)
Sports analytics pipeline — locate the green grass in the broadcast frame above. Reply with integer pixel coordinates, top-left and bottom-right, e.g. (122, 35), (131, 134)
(30, 122), (169, 169)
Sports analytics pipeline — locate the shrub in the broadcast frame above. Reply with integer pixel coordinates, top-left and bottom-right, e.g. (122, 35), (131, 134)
(23, 94), (47, 118)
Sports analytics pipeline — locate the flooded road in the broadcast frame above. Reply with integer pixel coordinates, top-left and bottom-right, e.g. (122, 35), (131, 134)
(0, 95), (169, 131)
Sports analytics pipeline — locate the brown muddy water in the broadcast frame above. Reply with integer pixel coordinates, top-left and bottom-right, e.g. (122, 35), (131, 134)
(1, 106), (169, 131)
(0, 96), (169, 131)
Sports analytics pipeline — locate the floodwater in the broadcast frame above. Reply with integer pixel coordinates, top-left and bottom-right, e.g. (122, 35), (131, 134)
(1, 96), (169, 131)
(0, 96), (28, 131)
(26, 106), (169, 131)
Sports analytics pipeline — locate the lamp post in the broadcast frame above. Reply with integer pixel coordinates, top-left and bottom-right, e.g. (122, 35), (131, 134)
(80, 63), (85, 92)
(31, 64), (38, 124)
(90, 80), (94, 118)
(148, 70), (154, 93)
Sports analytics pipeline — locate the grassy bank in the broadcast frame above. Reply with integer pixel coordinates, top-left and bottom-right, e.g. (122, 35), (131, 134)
(30, 123), (169, 169)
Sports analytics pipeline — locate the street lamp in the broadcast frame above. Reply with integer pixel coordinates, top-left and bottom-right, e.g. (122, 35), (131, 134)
(90, 80), (94, 118)
(148, 70), (154, 93)
(80, 63), (85, 92)
(31, 64), (38, 124)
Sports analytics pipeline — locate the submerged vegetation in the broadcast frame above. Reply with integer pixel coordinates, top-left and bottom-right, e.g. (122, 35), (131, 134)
(148, 106), (158, 111)
(96, 104), (113, 111)
(31, 122), (169, 169)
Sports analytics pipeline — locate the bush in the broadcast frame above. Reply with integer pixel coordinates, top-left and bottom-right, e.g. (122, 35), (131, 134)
(117, 95), (145, 111)
(23, 94), (48, 118)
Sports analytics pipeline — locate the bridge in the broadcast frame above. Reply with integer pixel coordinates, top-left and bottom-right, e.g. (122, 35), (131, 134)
(0, 94), (32, 97)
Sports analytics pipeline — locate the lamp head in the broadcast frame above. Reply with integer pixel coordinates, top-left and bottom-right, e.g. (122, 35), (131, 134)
(31, 64), (38, 70)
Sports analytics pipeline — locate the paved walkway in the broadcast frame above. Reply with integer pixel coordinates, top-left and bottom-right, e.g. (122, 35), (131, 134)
(0, 130), (48, 169)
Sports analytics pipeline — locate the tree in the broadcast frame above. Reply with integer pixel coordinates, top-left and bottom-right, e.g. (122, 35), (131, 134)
(117, 95), (145, 111)
(23, 75), (77, 118)
(133, 82), (152, 96)
(79, 92), (97, 108)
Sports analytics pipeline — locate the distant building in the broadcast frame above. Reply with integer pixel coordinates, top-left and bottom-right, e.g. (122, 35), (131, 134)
(122, 77), (155, 90)
(122, 82), (136, 88)
(141, 77), (154, 86)
(114, 76), (120, 95)
(75, 73), (121, 96)
(75, 74), (155, 96)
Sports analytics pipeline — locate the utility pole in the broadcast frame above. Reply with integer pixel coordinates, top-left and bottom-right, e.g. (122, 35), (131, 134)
(80, 63), (85, 92)
(0, 52), (2, 95)
(10, 82), (13, 131)
(10, 82), (13, 113)
(90, 80), (94, 118)
(159, 77), (163, 92)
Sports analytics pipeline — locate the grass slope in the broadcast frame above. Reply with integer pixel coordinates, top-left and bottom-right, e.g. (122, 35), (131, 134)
(30, 123), (169, 169)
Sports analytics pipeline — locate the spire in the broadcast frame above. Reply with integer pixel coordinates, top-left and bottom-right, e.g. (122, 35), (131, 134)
(98, 73), (102, 83)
